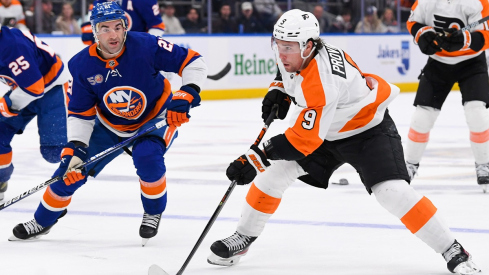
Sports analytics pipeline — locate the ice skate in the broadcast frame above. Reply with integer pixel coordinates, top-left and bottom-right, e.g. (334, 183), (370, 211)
(442, 240), (481, 275)
(140, 212), (161, 247)
(0, 181), (7, 201)
(207, 231), (257, 266)
(9, 209), (67, 241)
(406, 162), (419, 181)
(475, 162), (489, 193)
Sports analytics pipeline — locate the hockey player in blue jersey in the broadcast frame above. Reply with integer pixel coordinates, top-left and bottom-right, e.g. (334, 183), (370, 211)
(9, 2), (207, 245)
(81, 0), (165, 46)
(0, 25), (70, 201)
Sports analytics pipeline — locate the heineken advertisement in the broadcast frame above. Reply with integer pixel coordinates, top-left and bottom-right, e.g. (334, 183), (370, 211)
(40, 34), (438, 98)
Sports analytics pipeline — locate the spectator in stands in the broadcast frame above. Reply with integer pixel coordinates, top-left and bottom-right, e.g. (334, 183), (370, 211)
(238, 2), (263, 33)
(162, 2), (185, 34)
(312, 5), (330, 33)
(381, 7), (399, 33)
(330, 8), (354, 33)
(212, 4), (238, 33)
(354, 6), (386, 33)
(39, 0), (57, 34)
(0, 0), (28, 30)
(253, 0), (281, 31)
(56, 2), (81, 34)
(181, 7), (207, 33)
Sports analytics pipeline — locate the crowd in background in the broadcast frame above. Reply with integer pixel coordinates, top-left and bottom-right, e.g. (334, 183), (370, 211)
(0, 0), (415, 35)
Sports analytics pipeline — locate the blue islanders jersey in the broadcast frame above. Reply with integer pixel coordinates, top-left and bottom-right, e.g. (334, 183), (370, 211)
(67, 31), (201, 144)
(82, 0), (165, 45)
(0, 26), (70, 110)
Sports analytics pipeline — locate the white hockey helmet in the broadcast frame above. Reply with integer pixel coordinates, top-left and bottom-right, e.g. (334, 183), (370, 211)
(273, 9), (320, 49)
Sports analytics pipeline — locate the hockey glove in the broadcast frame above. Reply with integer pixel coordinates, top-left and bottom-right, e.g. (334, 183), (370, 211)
(262, 81), (291, 122)
(415, 26), (442, 55)
(226, 145), (271, 185)
(0, 95), (19, 118)
(438, 28), (484, 52)
(54, 142), (89, 186)
(166, 85), (201, 127)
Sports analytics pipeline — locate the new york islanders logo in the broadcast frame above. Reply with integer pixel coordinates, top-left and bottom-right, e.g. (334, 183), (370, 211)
(0, 75), (19, 90)
(104, 86), (146, 120)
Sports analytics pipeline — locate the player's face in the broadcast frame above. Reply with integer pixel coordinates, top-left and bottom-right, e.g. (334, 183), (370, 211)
(273, 39), (303, 72)
(96, 20), (125, 55)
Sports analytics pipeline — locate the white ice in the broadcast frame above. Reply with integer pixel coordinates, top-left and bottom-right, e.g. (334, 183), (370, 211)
(1, 92), (488, 275)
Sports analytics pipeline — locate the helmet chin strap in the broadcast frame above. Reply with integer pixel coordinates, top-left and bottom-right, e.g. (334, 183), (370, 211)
(299, 44), (316, 71)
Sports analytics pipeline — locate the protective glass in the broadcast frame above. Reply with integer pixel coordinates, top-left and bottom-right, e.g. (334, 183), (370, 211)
(96, 24), (125, 35)
(271, 37), (301, 54)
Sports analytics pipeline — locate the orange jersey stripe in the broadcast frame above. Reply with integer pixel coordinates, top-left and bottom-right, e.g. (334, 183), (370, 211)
(152, 22), (166, 30)
(400, 196), (437, 234)
(43, 55), (63, 86)
(408, 128), (430, 143)
(178, 49), (200, 76)
(88, 44), (126, 64)
(470, 129), (489, 143)
(406, 0), (419, 34)
(140, 175), (167, 196)
(246, 183), (281, 214)
(25, 78), (44, 95)
(339, 74), (391, 132)
(0, 151), (12, 166)
(97, 79), (172, 132)
(68, 106), (97, 117)
(42, 186), (72, 209)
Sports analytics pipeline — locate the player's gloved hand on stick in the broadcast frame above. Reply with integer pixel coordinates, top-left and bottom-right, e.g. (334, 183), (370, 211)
(166, 85), (201, 127)
(415, 26), (442, 55)
(226, 145), (271, 185)
(262, 82), (291, 122)
(54, 142), (89, 186)
(438, 28), (480, 52)
(0, 94), (19, 118)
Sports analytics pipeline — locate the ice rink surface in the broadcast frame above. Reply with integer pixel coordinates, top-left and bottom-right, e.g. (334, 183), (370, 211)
(1, 92), (488, 275)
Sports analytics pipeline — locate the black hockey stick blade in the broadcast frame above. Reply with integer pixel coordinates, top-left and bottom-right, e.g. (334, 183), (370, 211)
(207, 62), (231, 80)
(148, 106), (278, 275)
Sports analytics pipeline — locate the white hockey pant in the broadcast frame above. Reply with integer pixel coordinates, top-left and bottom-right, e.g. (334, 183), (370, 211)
(237, 160), (306, 237)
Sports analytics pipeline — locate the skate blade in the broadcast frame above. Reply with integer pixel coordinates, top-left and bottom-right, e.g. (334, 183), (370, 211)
(454, 260), (481, 275)
(148, 264), (170, 275)
(142, 238), (149, 247)
(481, 184), (487, 193)
(8, 234), (42, 241)
(207, 252), (244, 266)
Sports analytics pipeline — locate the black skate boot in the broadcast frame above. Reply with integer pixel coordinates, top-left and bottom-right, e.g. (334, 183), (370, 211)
(475, 162), (489, 193)
(0, 181), (7, 201)
(207, 231), (257, 266)
(139, 212), (161, 247)
(442, 240), (481, 275)
(9, 209), (67, 241)
(406, 161), (419, 182)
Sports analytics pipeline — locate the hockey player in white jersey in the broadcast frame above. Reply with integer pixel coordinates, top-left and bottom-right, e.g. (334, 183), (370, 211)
(405, 0), (489, 192)
(208, 9), (481, 275)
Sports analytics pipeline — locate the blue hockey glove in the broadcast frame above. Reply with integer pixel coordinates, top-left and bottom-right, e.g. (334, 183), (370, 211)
(53, 142), (89, 186)
(166, 85), (201, 127)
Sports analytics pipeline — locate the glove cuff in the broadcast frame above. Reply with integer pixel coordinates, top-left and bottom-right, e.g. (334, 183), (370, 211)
(249, 145), (271, 167)
(179, 85), (201, 107)
(268, 80), (285, 93)
(414, 26), (435, 45)
(470, 31), (484, 52)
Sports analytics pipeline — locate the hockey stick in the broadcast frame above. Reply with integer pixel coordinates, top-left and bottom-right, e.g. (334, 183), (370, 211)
(0, 120), (169, 211)
(207, 62), (231, 81)
(148, 105), (278, 275)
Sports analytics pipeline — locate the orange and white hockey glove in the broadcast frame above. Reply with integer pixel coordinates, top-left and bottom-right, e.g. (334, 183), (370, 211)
(53, 142), (88, 186)
(166, 85), (201, 127)
(0, 95), (19, 118)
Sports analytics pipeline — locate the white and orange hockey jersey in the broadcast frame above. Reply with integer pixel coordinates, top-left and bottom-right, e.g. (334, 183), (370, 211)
(0, 0), (27, 31)
(271, 43), (400, 159)
(407, 0), (489, 64)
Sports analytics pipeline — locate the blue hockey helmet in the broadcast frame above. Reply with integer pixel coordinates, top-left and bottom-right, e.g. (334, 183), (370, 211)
(90, 1), (128, 31)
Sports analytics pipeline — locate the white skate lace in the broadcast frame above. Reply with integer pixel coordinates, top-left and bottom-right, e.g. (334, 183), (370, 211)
(141, 213), (161, 229)
(443, 242), (462, 262)
(23, 219), (45, 235)
(221, 232), (252, 251)
(475, 163), (489, 177)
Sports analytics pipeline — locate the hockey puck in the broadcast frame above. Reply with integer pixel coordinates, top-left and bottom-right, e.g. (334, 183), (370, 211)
(332, 178), (349, 185)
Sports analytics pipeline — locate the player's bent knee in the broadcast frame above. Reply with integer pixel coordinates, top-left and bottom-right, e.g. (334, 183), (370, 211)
(372, 180), (423, 218)
(410, 106), (440, 133)
(254, 161), (305, 198)
(40, 145), (64, 163)
(464, 101), (489, 132)
(133, 136), (167, 182)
